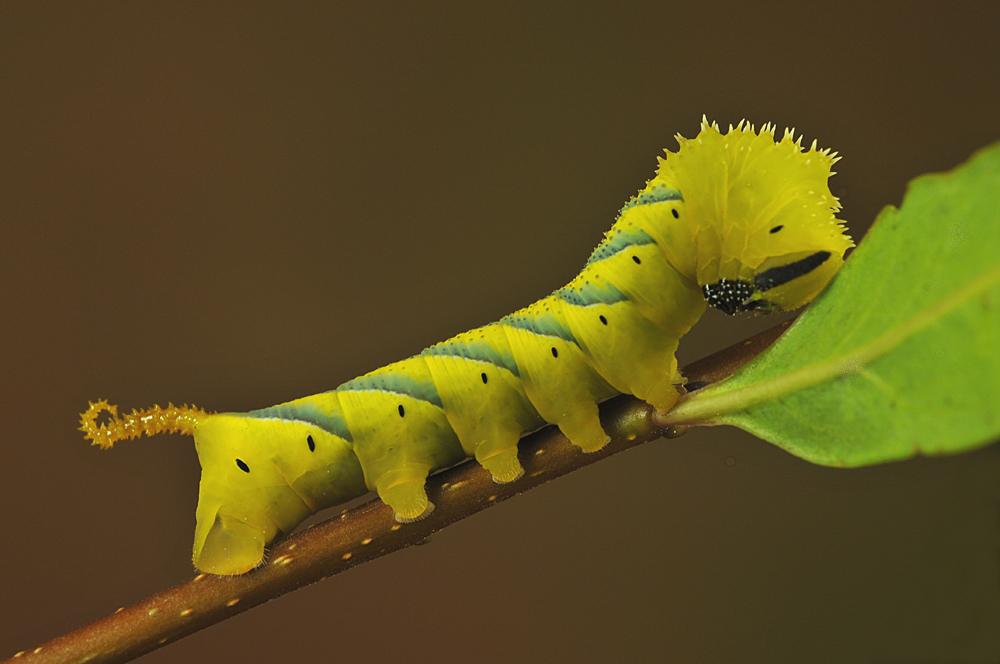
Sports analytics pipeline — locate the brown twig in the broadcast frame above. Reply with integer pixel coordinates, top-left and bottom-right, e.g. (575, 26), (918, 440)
(7, 321), (789, 664)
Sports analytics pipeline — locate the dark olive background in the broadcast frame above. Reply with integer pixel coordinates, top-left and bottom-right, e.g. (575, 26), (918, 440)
(2, 3), (999, 662)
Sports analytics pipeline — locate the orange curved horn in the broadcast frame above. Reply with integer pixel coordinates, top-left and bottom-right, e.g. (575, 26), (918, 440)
(79, 399), (211, 450)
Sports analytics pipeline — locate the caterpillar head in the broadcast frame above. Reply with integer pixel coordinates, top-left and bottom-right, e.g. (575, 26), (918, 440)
(80, 397), (365, 575)
(652, 117), (853, 314)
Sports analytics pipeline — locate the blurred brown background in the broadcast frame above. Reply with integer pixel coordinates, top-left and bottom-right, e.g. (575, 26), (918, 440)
(2, 3), (999, 662)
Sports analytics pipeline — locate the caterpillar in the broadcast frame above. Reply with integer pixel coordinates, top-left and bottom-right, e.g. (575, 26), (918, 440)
(81, 118), (853, 576)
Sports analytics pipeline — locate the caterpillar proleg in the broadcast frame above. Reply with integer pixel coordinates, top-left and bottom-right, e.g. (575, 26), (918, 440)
(81, 118), (853, 575)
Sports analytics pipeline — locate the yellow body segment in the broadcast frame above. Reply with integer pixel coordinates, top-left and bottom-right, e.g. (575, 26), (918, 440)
(552, 293), (682, 412)
(594, 242), (706, 335)
(500, 299), (618, 452)
(422, 325), (546, 483)
(335, 357), (466, 520)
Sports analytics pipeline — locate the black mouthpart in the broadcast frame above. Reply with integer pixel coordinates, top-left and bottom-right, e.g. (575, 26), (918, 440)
(702, 279), (771, 315)
(753, 251), (831, 292)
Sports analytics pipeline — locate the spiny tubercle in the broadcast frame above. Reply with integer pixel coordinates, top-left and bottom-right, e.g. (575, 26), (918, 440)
(79, 399), (211, 449)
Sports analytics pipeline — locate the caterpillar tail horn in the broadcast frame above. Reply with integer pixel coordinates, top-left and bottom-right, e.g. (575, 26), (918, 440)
(79, 399), (210, 450)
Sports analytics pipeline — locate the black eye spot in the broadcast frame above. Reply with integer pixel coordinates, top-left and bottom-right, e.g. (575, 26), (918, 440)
(632, 255), (641, 264)
(398, 404), (405, 417)
(236, 458), (250, 473)
(481, 372), (488, 384)
(551, 347), (558, 358)
(599, 315), (607, 325)
(307, 435), (315, 452)
(671, 209), (679, 219)
(770, 225), (784, 233)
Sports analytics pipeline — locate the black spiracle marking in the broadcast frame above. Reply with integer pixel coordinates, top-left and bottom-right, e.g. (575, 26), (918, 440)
(599, 315), (608, 325)
(398, 404), (405, 417)
(236, 458), (250, 473)
(632, 255), (641, 264)
(671, 209), (679, 219)
(307, 434), (315, 452)
(770, 225), (784, 234)
(551, 347), (559, 358)
(481, 372), (488, 384)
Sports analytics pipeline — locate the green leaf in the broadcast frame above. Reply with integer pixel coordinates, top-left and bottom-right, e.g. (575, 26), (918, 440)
(665, 140), (1000, 467)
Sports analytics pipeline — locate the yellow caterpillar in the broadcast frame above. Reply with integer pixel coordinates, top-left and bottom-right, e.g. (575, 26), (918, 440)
(81, 118), (852, 575)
